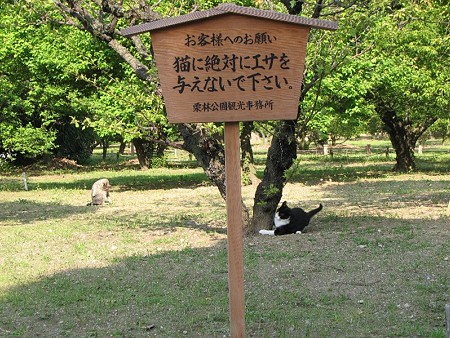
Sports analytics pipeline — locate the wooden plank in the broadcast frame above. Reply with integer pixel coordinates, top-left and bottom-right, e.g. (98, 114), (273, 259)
(446, 303), (450, 338)
(120, 3), (338, 37)
(151, 15), (309, 123)
(224, 122), (245, 338)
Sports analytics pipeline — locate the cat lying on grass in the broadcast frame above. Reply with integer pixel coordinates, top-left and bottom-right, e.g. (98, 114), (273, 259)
(259, 201), (323, 236)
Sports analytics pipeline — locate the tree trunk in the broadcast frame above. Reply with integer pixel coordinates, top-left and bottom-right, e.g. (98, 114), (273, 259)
(251, 120), (297, 233)
(379, 108), (437, 172)
(156, 143), (166, 158)
(101, 138), (108, 160)
(386, 125), (416, 172)
(132, 138), (155, 169)
(241, 122), (254, 164)
(240, 121), (258, 186)
(118, 140), (126, 155)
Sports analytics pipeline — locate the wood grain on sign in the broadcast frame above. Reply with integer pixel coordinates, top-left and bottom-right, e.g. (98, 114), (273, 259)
(224, 122), (245, 337)
(151, 14), (309, 123)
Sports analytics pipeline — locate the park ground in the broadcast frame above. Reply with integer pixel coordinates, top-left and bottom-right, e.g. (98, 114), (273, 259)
(0, 139), (449, 337)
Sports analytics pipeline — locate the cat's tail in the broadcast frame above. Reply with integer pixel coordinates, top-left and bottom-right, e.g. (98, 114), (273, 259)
(308, 203), (323, 218)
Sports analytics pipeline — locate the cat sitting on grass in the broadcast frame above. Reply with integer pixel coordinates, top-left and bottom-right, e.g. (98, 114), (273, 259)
(87, 178), (111, 206)
(259, 201), (323, 236)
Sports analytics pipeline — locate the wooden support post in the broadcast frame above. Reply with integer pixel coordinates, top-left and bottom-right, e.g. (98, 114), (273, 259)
(445, 303), (450, 338)
(22, 171), (28, 191)
(224, 122), (245, 338)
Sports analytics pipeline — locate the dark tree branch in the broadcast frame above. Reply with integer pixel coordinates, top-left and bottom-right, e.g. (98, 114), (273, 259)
(279, 0), (304, 15)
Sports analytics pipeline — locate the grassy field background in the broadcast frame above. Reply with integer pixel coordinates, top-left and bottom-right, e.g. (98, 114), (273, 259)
(1, 141), (449, 337)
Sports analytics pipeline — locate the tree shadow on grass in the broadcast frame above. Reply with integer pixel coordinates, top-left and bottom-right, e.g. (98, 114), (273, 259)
(0, 199), (228, 234)
(21, 172), (210, 192)
(278, 153), (450, 186)
(316, 178), (450, 208)
(283, 164), (393, 185)
(0, 200), (96, 225)
(0, 243), (231, 337)
(107, 212), (228, 235)
(254, 161), (395, 186)
(112, 173), (210, 191)
(0, 178), (27, 192)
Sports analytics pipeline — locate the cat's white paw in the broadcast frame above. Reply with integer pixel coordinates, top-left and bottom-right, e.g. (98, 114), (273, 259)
(295, 231), (302, 234)
(259, 230), (275, 236)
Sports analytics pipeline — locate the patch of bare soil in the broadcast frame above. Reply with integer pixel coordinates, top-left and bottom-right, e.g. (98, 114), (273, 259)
(24, 157), (83, 172)
(121, 158), (140, 166)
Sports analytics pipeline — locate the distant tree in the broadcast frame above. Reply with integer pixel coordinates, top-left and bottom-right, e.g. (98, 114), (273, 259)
(1, 0), (177, 166)
(306, 60), (375, 145)
(71, 67), (175, 168)
(0, 1), (57, 162)
(295, 5), (375, 148)
(418, 118), (450, 146)
(362, 1), (450, 171)
(300, 1), (450, 172)
(0, 0), (115, 164)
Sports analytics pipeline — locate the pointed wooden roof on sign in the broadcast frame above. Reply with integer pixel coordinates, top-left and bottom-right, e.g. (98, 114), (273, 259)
(121, 3), (338, 37)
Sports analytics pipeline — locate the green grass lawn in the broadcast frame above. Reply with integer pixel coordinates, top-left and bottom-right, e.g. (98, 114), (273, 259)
(0, 144), (449, 337)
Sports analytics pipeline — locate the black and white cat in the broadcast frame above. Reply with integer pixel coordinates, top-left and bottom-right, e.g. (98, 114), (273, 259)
(259, 201), (323, 236)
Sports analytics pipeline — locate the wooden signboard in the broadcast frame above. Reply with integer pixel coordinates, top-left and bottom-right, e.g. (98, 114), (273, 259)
(123, 4), (337, 123)
(151, 15), (308, 123)
(122, 4), (337, 338)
